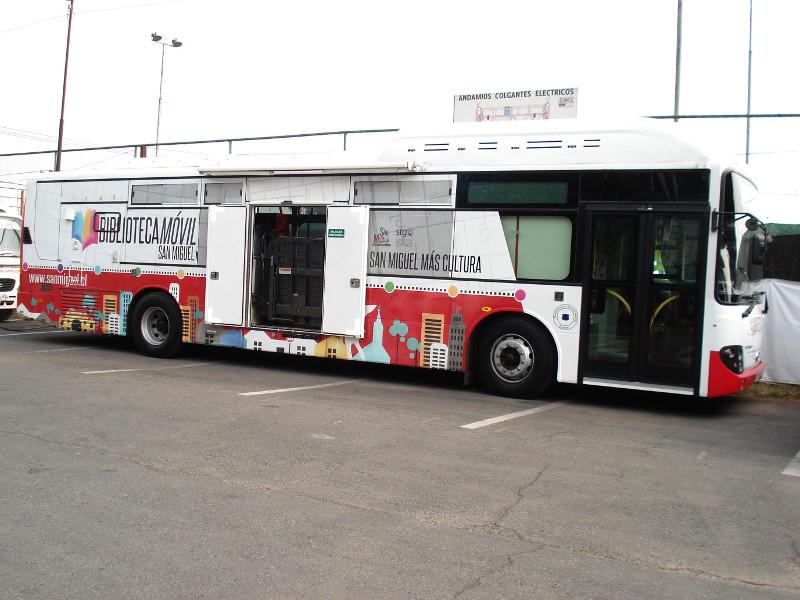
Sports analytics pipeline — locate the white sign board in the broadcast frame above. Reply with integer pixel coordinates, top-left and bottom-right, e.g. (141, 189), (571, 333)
(453, 87), (578, 122)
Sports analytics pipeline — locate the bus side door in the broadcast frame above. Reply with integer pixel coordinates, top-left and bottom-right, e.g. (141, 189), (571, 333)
(321, 205), (369, 337)
(205, 205), (247, 325)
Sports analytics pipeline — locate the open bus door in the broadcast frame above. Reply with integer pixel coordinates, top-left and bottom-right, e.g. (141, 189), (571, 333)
(247, 204), (368, 337)
(321, 205), (369, 337)
(205, 205), (247, 325)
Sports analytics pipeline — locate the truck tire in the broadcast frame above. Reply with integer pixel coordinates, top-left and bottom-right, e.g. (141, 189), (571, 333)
(478, 317), (555, 398)
(130, 292), (182, 358)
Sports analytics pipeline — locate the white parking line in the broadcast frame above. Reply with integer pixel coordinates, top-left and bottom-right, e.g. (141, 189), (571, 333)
(782, 450), (800, 477)
(239, 379), (357, 397)
(82, 363), (204, 375)
(0, 330), (70, 337)
(461, 401), (569, 429)
(19, 346), (91, 354)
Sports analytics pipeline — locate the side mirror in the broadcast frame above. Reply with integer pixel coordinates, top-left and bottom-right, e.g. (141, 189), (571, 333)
(745, 217), (760, 232)
(751, 234), (766, 265)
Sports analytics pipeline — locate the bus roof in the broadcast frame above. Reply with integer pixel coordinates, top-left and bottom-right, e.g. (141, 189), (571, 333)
(32, 119), (720, 182)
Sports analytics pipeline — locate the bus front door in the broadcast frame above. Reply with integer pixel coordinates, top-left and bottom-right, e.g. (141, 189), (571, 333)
(581, 208), (707, 391)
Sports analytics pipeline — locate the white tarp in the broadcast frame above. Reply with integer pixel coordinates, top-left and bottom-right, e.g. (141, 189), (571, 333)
(753, 278), (800, 385)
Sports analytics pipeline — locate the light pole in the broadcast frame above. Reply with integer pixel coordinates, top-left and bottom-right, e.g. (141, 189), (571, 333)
(151, 32), (182, 157)
(745, 0), (754, 164)
(55, 0), (75, 171)
(673, 0), (682, 122)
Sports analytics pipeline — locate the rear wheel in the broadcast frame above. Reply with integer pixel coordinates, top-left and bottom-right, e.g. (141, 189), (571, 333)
(0, 308), (14, 321)
(130, 292), (182, 358)
(478, 317), (555, 398)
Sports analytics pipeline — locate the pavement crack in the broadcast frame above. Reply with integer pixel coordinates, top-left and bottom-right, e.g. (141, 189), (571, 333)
(5, 428), (798, 592)
(453, 549), (540, 599)
(0, 429), (91, 451)
(463, 523), (800, 592)
(493, 462), (549, 527)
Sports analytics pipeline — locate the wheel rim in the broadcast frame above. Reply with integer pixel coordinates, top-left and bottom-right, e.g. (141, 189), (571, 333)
(141, 306), (170, 347)
(490, 334), (534, 383)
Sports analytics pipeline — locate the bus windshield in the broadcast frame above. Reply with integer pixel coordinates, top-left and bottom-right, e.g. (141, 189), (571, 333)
(0, 217), (21, 258)
(715, 173), (761, 304)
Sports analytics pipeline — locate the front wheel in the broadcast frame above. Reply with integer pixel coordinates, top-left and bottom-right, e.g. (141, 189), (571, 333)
(0, 308), (14, 321)
(130, 292), (183, 358)
(478, 317), (555, 398)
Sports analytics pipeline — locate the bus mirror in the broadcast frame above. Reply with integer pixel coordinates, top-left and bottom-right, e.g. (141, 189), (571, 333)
(745, 217), (760, 232)
(751, 231), (767, 265)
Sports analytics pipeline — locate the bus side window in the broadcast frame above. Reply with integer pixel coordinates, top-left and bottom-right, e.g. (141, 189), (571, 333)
(501, 215), (573, 281)
(131, 183), (198, 205)
(354, 178), (452, 206)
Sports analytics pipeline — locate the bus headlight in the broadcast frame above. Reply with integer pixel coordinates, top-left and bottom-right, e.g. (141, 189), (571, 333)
(719, 345), (744, 374)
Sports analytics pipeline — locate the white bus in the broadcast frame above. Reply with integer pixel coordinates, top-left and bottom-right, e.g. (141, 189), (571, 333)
(0, 210), (22, 321)
(18, 120), (766, 397)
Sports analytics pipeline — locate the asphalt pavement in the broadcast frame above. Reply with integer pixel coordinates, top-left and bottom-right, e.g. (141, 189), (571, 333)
(1, 317), (799, 599)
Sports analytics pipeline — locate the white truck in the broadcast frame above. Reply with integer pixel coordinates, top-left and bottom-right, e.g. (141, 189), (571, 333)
(0, 210), (21, 321)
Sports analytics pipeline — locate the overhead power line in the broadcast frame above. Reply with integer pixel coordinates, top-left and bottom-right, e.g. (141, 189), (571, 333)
(0, 13), (65, 36)
(78, 0), (186, 16)
(0, 125), (94, 147)
(0, 0), (185, 37)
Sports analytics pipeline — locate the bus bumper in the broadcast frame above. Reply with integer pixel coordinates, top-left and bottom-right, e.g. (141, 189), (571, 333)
(707, 351), (764, 397)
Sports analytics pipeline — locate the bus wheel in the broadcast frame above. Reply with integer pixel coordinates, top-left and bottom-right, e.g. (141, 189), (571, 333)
(130, 292), (182, 358)
(478, 317), (555, 398)
(0, 309), (14, 321)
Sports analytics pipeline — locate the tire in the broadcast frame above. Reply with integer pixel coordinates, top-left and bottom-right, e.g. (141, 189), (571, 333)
(129, 292), (182, 358)
(477, 317), (555, 398)
(0, 308), (14, 321)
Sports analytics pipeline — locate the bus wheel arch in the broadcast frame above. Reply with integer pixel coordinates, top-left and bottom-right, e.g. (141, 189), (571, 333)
(128, 289), (183, 358)
(468, 312), (557, 398)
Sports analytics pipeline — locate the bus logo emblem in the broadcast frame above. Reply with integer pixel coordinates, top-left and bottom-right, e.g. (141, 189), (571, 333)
(553, 304), (578, 330)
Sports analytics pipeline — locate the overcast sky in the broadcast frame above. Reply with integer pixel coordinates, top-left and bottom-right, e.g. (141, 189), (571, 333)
(1, 0), (798, 196)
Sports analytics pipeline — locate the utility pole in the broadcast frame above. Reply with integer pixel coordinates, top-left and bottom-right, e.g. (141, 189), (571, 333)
(54, 0), (74, 171)
(673, 0), (682, 122)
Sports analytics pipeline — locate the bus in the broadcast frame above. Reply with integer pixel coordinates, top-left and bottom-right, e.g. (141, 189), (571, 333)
(0, 209), (22, 321)
(17, 120), (766, 397)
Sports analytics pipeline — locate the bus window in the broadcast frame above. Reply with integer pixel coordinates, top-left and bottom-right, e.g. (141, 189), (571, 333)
(501, 215), (572, 280)
(354, 178), (452, 205)
(204, 182), (243, 205)
(580, 170), (710, 203)
(715, 172), (761, 304)
(131, 183), (198, 205)
(463, 172), (575, 206)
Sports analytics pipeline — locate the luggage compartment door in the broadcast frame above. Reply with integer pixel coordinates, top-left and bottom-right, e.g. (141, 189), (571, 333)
(205, 205), (247, 325)
(321, 205), (369, 337)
